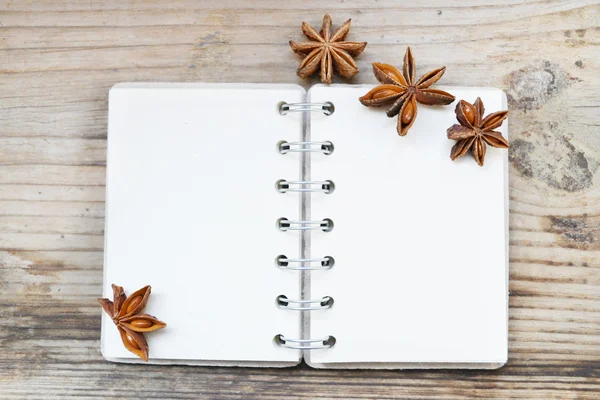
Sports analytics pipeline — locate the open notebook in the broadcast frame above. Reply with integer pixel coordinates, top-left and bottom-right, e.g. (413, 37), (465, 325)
(102, 83), (508, 369)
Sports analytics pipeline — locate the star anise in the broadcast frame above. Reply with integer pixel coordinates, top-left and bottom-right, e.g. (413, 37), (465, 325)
(289, 14), (367, 84)
(447, 97), (509, 166)
(98, 284), (166, 361)
(359, 47), (455, 136)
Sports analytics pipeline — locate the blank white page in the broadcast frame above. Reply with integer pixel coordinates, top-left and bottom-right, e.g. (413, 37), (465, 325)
(102, 83), (304, 366)
(307, 84), (508, 368)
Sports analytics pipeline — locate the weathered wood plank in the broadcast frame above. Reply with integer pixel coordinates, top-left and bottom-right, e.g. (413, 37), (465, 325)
(1, 2), (596, 28)
(0, 185), (105, 201)
(0, 138), (106, 165)
(0, 0), (598, 398)
(0, 166), (106, 185)
(0, 216), (104, 234)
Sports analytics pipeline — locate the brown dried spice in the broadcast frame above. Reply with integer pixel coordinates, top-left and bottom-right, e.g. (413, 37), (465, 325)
(359, 47), (455, 136)
(289, 14), (367, 84)
(447, 97), (509, 166)
(98, 284), (166, 361)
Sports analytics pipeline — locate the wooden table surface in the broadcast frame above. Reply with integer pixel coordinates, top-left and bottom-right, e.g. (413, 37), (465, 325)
(1, 1), (599, 399)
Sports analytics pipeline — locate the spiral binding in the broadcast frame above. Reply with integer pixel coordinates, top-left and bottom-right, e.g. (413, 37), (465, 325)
(276, 179), (335, 194)
(276, 217), (333, 232)
(276, 295), (334, 311)
(276, 101), (336, 351)
(278, 101), (335, 116)
(276, 255), (334, 270)
(274, 334), (336, 350)
(278, 141), (334, 155)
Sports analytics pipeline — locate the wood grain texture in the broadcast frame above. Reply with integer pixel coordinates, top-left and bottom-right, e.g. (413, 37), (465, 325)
(0, 0), (599, 398)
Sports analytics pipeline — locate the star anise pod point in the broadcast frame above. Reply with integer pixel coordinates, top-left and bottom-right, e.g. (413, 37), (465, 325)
(359, 46), (455, 136)
(99, 284), (166, 362)
(447, 97), (509, 166)
(289, 14), (367, 84)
